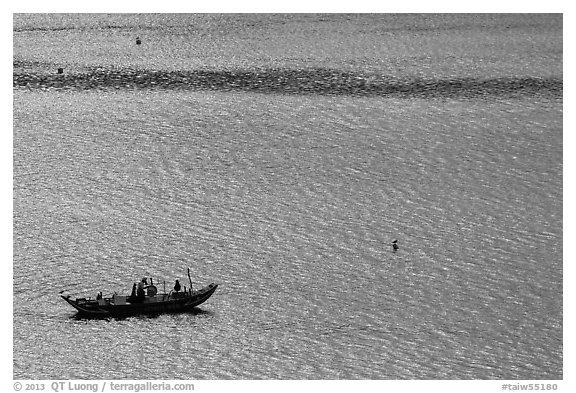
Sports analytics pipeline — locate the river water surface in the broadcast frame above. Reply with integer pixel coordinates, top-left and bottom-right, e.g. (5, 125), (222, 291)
(13, 13), (562, 380)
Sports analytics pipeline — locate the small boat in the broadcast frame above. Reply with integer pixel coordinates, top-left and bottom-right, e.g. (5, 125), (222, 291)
(61, 269), (218, 317)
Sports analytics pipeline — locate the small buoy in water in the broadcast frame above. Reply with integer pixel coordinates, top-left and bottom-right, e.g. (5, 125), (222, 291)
(392, 239), (399, 252)
(136, 37), (141, 45)
(57, 68), (63, 74)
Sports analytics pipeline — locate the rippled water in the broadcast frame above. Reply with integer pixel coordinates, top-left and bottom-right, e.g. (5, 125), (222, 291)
(13, 14), (562, 380)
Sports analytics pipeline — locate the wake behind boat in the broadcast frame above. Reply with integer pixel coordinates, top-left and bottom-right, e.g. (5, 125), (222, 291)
(61, 268), (218, 317)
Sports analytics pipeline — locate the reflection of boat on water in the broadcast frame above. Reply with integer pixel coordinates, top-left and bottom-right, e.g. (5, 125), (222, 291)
(61, 268), (218, 317)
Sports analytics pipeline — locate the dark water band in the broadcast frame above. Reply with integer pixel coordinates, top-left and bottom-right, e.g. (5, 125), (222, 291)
(13, 65), (562, 98)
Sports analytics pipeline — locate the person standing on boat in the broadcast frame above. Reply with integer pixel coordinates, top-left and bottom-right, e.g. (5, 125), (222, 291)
(137, 278), (147, 300)
(174, 279), (181, 292)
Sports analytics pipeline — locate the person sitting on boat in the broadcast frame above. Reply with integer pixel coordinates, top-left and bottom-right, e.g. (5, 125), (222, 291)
(174, 279), (181, 292)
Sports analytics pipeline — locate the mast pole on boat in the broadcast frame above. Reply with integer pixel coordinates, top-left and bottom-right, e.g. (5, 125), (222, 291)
(187, 268), (193, 292)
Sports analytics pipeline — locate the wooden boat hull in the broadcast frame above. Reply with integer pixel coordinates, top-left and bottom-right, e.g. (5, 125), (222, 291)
(62, 283), (218, 317)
